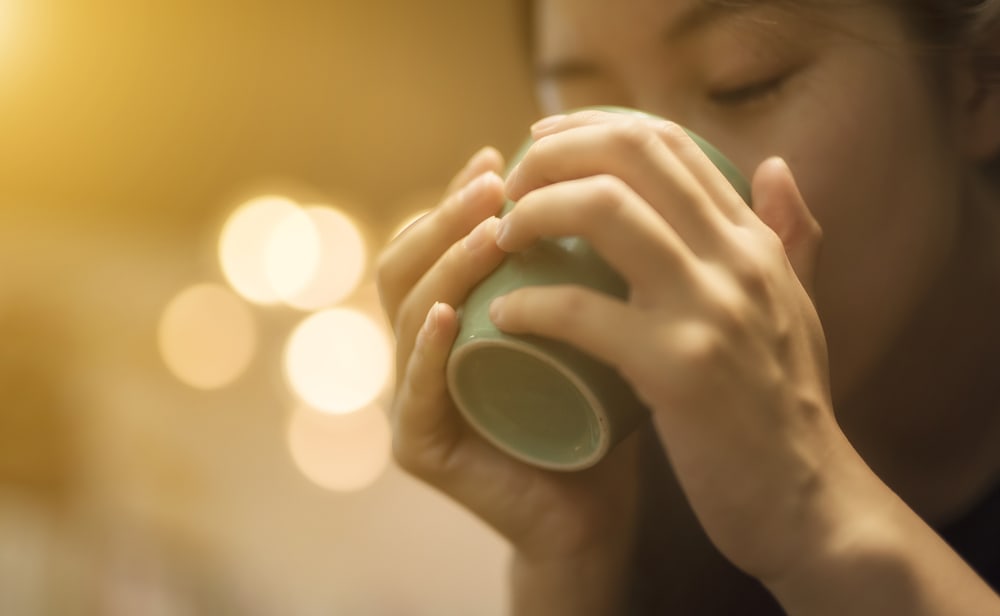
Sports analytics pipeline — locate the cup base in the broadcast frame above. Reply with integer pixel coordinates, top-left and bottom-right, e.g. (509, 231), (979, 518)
(446, 338), (610, 471)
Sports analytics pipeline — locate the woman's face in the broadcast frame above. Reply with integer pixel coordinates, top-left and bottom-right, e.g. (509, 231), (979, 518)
(534, 0), (969, 399)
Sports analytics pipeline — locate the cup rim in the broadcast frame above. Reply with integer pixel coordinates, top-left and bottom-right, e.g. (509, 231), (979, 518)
(446, 336), (611, 471)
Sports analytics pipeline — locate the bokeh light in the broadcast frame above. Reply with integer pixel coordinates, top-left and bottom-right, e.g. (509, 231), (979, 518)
(218, 195), (300, 305)
(283, 308), (392, 414)
(268, 206), (367, 311)
(286, 405), (391, 492)
(158, 283), (256, 390)
(264, 206), (320, 305)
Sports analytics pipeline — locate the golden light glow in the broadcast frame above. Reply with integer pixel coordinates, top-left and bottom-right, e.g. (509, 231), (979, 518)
(345, 281), (385, 321)
(286, 405), (391, 492)
(218, 195), (300, 305)
(283, 308), (392, 414)
(0, 1), (15, 58)
(158, 283), (256, 390)
(264, 206), (320, 305)
(273, 206), (367, 311)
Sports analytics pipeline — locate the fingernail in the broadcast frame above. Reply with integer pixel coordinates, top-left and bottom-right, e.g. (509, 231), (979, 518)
(457, 172), (490, 203)
(463, 216), (499, 251)
(488, 296), (505, 324)
(468, 146), (497, 170)
(530, 114), (566, 135)
(494, 217), (512, 251)
(422, 302), (442, 338)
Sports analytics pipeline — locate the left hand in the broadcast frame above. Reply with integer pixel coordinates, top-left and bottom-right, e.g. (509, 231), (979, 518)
(490, 109), (850, 584)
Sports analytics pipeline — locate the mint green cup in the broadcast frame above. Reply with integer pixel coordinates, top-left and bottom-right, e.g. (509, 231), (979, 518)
(446, 107), (751, 471)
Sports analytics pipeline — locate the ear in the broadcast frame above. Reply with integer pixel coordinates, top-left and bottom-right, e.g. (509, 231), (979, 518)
(957, 26), (1000, 162)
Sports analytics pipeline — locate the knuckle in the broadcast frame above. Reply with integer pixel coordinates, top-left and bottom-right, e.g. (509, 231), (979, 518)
(726, 236), (778, 298)
(677, 319), (730, 367)
(584, 174), (630, 219)
(543, 286), (592, 335)
(734, 255), (771, 299)
(529, 132), (557, 165)
(771, 311), (794, 355)
(707, 284), (751, 344)
(612, 118), (661, 156)
(655, 119), (690, 147)
(554, 285), (591, 314)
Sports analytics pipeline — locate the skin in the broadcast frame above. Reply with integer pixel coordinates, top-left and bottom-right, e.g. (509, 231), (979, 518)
(377, 0), (1000, 612)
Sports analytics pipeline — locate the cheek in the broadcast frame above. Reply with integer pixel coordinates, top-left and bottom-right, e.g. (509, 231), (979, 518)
(784, 73), (962, 396)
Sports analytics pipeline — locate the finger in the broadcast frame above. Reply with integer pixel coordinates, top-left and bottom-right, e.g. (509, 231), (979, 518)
(392, 302), (464, 473)
(504, 125), (737, 257)
(396, 147), (505, 243)
(378, 169), (505, 324)
(529, 109), (638, 140)
(445, 146), (505, 198)
(657, 122), (754, 222)
(751, 157), (822, 298)
(496, 175), (694, 293)
(394, 216), (506, 377)
(488, 284), (641, 379)
(521, 112), (753, 225)
(489, 284), (755, 416)
(393, 302), (551, 526)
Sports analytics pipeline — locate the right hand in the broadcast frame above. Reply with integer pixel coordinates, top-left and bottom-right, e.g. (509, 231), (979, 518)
(376, 146), (642, 575)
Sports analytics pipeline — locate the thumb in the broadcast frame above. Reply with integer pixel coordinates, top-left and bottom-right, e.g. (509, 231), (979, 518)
(751, 157), (822, 297)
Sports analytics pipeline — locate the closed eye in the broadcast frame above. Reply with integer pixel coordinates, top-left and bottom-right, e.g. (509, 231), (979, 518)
(707, 73), (790, 106)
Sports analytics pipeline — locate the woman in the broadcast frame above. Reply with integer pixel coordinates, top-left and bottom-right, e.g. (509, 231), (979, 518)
(378, 0), (1000, 613)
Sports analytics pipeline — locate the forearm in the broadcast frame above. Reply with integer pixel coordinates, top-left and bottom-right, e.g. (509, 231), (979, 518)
(766, 462), (1000, 615)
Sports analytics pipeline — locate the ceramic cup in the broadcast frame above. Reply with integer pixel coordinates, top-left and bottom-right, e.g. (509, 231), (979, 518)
(446, 107), (751, 471)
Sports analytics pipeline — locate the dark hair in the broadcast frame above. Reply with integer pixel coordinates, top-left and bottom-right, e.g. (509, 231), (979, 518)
(900, 0), (999, 48)
(895, 0), (999, 177)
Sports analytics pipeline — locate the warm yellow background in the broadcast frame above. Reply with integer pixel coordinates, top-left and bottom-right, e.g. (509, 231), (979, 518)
(0, 1), (538, 613)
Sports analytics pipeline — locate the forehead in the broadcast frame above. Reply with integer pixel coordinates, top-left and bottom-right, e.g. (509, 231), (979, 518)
(534, 0), (760, 59)
(535, 0), (681, 47)
(532, 0), (826, 57)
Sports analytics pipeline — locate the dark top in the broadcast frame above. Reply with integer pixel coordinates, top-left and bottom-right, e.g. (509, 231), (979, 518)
(627, 422), (1000, 614)
(939, 477), (1000, 592)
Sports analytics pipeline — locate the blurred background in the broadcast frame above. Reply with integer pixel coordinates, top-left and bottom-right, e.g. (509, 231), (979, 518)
(0, 1), (538, 613)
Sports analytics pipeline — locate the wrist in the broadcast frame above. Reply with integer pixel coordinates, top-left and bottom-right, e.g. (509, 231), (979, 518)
(509, 543), (632, 616)
(763, 489), (904, 612)
(762, 449), (999, 615)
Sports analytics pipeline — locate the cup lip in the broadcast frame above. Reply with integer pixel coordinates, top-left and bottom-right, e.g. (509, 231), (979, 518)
(446, 336), (611, 472)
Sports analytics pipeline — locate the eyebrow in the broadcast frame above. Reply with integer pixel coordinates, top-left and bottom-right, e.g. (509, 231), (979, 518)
(663, 1), (757, 42)
(534, 1), (761, 82)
